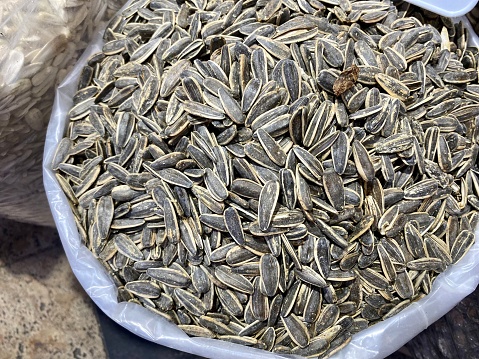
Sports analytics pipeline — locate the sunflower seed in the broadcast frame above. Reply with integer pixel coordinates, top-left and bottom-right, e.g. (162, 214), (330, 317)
(260, 254), (280, 296)
(352, 141), (375, 182)
(282, 313), (310, 348)
(147, 267), (191, 288)
(258, 180), (280, 231)
(125, 280), (160, 299)
(178, 325), (215, 338)
(55, 1), (479, 354)
(451, 230), (475, 264)
(174, 288), (207, 317)
(215, 265), (254, 294)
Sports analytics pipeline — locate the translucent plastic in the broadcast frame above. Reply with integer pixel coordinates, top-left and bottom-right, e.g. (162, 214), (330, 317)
(407, 0), (479, 17)
(43, 15), (479, 359)
(0, 0), (126, 226)
(459, 16), (479, 47)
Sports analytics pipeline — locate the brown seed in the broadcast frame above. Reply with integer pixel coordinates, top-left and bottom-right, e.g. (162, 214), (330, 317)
(333, 64), (359, 96)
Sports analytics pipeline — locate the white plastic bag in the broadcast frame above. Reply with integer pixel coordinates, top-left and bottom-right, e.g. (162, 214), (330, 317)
(466, 5), (479, 42)
(406, 0), (478, 17)
(43, 9), (479, 359)
(0, 0), (126, 226)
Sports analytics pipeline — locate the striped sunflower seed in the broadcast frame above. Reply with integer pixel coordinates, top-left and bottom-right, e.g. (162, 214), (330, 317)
(54, 0), (479, 355)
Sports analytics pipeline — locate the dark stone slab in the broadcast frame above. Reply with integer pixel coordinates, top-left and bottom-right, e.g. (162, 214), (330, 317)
(96, 306), (206, 359)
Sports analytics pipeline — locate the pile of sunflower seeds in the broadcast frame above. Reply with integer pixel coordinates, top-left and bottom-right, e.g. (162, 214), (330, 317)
(53, 0), (479, 356)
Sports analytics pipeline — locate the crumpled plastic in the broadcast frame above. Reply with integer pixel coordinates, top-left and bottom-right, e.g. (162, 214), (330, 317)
(43, 12), (479, 359)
